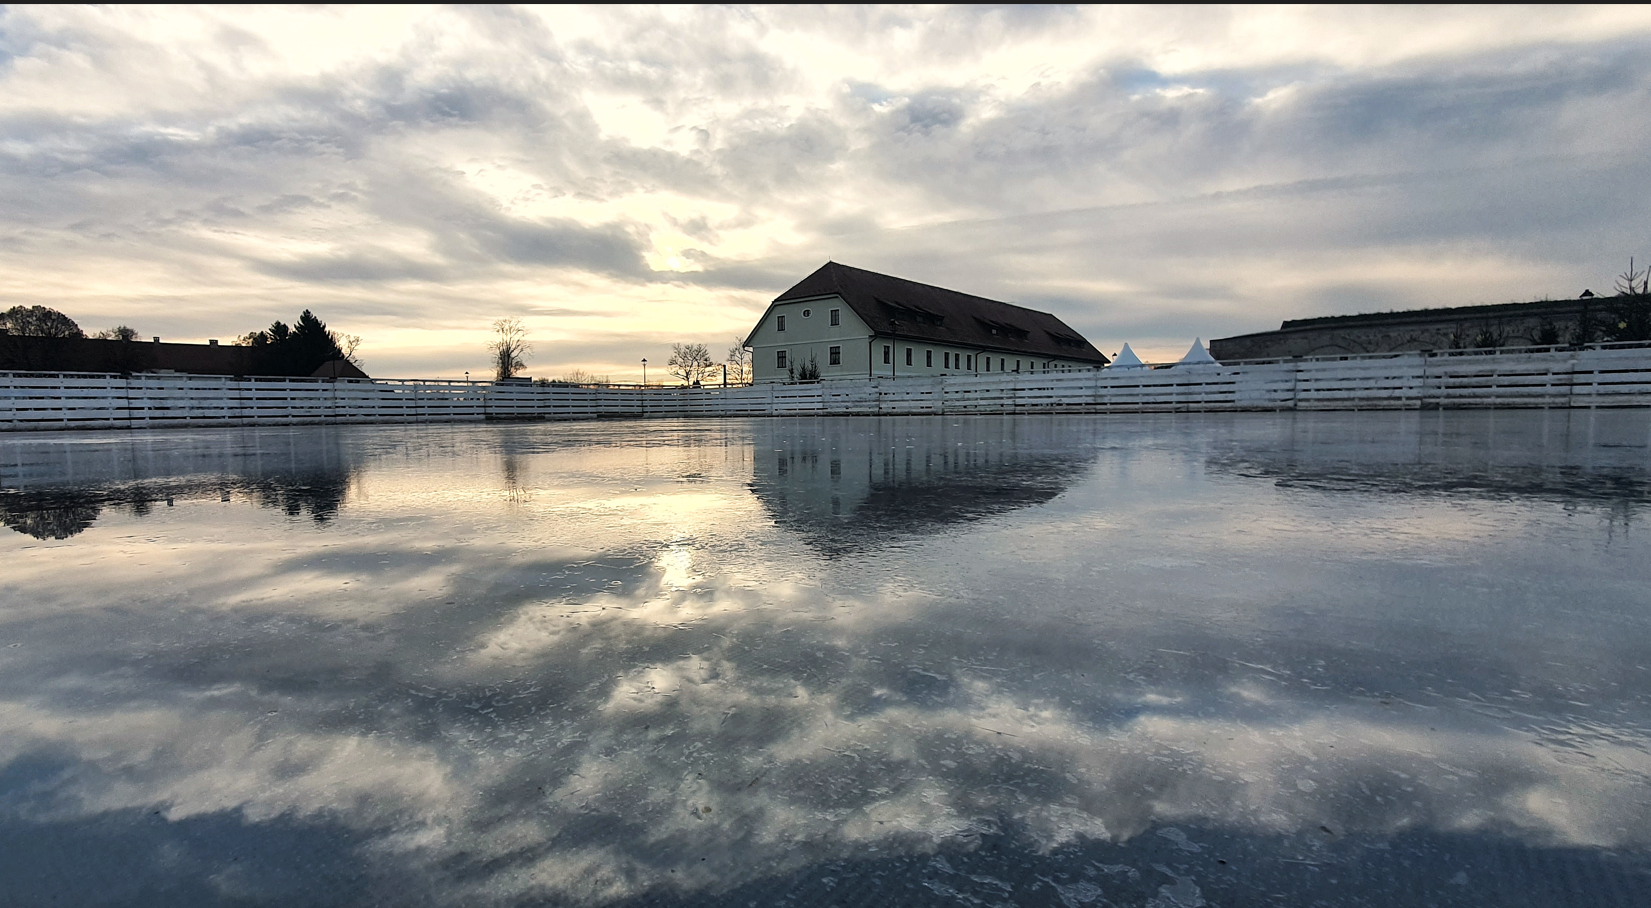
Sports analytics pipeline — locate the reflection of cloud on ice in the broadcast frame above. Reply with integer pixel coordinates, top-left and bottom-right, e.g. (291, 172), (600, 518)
(1123, 712), (1651, 848)
(5, 604), (1651, 904)
(12, 559), (1650, 907)
(0, 700), (465, 830)
(656, 542), (701, 590)
(5, 416), (1651, 903)
(440, 648), (1651, 901)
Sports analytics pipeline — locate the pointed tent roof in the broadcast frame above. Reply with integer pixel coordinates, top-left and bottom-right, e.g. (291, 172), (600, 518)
(1178, 338), (1217, 365)
(756, 262), (1110, 365)
(1107, 343), (1145, 368)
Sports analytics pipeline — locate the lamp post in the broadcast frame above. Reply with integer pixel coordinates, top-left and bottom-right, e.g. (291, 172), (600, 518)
(641, 358), (647, 386)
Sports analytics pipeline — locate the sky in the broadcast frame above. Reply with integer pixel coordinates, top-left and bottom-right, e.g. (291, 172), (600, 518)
(2, 5), (1650, 380)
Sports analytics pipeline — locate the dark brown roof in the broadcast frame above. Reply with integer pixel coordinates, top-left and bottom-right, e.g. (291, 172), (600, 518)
(1276, 296), (1595, 331)
(763, 263), (1109, 364)
(0, 335), (371, 378)
(311, 358), (369, 379)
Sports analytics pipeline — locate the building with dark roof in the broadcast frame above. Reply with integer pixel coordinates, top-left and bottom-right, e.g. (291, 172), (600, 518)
(0, 332), (367, 379)
(744, 262), (1108, 383)
(1208, 296), (1614, 361)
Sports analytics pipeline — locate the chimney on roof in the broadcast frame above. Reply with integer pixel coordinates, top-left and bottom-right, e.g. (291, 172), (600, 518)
(153, 336), (160, 344)
(208, 339), (218, 346)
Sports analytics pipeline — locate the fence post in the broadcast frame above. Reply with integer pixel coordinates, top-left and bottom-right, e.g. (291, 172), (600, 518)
(1565, 349), (1578, 409)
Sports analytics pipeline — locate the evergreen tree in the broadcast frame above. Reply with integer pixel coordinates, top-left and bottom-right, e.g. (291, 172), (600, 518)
(236, 310), (349, 376)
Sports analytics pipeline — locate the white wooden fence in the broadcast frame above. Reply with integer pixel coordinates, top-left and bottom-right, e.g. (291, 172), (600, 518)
(4, 343), (1651, 431)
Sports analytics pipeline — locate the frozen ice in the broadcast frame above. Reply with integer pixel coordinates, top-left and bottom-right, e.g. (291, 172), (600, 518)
(1, 411), (1649, 905)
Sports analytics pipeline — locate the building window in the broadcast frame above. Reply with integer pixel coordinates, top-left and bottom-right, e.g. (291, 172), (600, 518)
(1015, 360), (1021, 372)
(985, 356), (991, 371)
(905, 348), (913, 366)
(830, 308), (840, 326)
(967, 355), (973, 370)
(925, 350), (933, 367)
(802, 308), (812, 318)
(883, 345), (891, 364)
(776, 350), (788, 369)
(829, 345), (841, 365)
(943, 352), (950, 368)
(777, 314), (785, 332)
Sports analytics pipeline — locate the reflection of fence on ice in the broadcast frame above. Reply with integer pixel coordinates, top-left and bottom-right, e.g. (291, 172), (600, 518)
(4, 342), (1651, 431)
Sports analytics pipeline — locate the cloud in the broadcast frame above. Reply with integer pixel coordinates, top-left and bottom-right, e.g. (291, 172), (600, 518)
(2, 6), (1651, 377)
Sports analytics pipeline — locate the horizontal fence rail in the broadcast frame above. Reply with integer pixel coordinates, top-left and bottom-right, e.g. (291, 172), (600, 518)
(4, 343), (1651, 431)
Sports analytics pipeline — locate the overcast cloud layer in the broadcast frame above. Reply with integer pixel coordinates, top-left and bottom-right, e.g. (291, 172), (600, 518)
(2, 5), (1650, 378)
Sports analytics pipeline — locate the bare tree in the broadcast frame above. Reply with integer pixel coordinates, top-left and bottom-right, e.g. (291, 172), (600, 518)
(559, 368), (596, 384)
(1617, 257), (1649, 296)
(668, 342), (715, 385)
(337, 333), (363, 367)
(93, 325), (140, 341)
(488, 318), (532, 380)
(1606, 256), (1651, 341)
(725, 339), (751, 385)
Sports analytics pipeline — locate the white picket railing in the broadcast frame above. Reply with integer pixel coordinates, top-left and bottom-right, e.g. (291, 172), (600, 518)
(4, 343), (1651, 431)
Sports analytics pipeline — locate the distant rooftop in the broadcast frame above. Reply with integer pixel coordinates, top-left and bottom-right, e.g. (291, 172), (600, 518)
(1279, 296), (1598, 331)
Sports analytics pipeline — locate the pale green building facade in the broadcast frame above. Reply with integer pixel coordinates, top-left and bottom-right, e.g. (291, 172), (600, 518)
(745, 263), (1110, 383)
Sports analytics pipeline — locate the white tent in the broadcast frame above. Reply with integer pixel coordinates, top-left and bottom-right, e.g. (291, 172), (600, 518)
(1178, 338), (1218, 366)
(1108, 343), (1145, 369)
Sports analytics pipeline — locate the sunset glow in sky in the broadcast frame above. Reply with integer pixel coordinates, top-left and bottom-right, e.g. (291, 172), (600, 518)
(3, 5), (1650, 379)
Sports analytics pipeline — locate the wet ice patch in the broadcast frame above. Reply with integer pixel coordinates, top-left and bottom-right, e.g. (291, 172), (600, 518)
(1155, 826), (1203, 853)
(1147, 866), (1206, 908)
(1050, 878), (1105, 906)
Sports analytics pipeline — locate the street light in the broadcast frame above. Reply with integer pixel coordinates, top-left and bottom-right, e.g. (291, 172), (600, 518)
(641, 358), (647, 386)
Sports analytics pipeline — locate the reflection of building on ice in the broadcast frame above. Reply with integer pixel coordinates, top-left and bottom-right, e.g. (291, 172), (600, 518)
(0, 427), (357, 539)
(747, 417), (1099, 555)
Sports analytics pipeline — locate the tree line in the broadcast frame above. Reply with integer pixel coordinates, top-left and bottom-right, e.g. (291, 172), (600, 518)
(486, 317), (751, 385)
